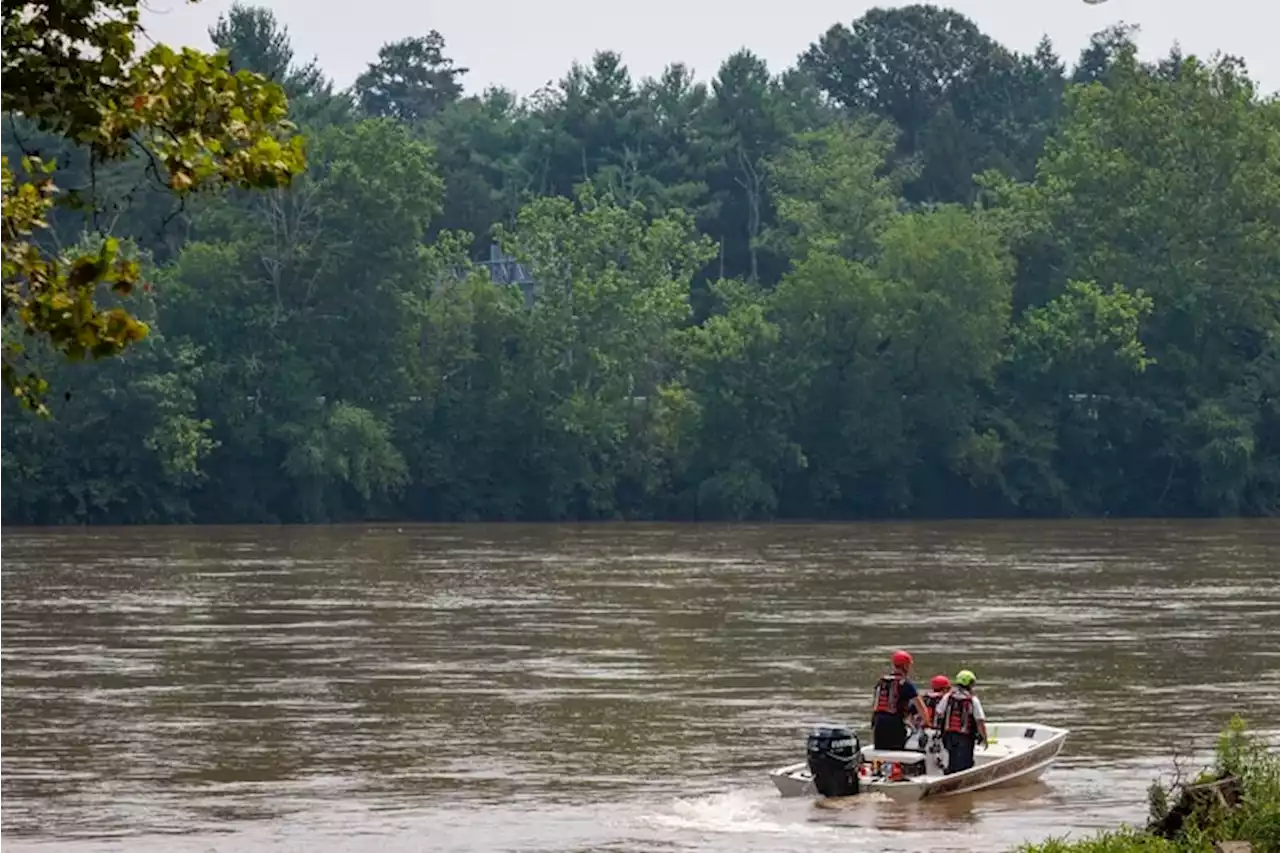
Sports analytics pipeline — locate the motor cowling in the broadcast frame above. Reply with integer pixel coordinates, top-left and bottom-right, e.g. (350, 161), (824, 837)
(806, 726), (862, 797)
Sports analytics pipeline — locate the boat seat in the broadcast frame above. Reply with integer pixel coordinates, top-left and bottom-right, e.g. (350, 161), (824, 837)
(865, 750), (927, 764)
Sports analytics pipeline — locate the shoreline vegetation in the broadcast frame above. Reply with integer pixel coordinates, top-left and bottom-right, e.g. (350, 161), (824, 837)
(4, 3), (1278, 525)
(1018, 719), (1280, 853)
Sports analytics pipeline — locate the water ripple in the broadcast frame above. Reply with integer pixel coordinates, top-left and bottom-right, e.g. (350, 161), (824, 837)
(2, 521), (1277, 852)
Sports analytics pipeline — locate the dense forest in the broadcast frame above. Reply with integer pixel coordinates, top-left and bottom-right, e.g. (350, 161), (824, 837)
(2, 3), (1278, 523)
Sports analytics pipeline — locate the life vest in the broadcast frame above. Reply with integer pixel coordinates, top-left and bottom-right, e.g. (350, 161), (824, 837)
(944, 689), (976, 735)
(923, 690), (945, 715)
(873, 674), (903, 716)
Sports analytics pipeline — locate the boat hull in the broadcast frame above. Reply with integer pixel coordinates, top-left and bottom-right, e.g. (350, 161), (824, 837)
(768, 721), (1069, 802)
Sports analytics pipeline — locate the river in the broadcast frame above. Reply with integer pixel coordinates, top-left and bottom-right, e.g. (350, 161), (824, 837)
(2, 521), (1277, 852)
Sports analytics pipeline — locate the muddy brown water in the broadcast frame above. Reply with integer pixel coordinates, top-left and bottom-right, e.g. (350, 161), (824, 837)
(2, 522), (1278, 852)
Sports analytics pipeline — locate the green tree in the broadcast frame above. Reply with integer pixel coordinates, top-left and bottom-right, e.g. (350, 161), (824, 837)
(986, 47), (1280, 514)
(703, 50), (793, 284)
(1, 241), (215, 522)
(535, 51), (646, 202)
(5, 7), (1277, 524)
(210, 2), (320, 93)
(989, 281), (1155, 513)
(422, 89), (540, 249)
(209, 2), (351, 129)
(354, 32), (467, 122)
(2, 0), (306, 412)
(162, 119), (442, 521)
(802, 4), (1006, 142)
(764, 118), (906, 263)
(393, 236), (536, 520)
(629, 64), (714, 219)
(496, 189), (714, 518)
(678, 279), (807, 519)
(874, 207), (1014, 511)
(802, 5), (1064, 203)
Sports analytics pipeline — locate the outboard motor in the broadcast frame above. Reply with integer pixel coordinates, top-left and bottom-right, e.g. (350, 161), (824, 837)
(806, 726), (862, 797)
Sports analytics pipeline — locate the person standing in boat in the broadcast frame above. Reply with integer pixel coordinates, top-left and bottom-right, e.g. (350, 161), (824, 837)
(920, 675), (953, 771)
(934, 669), (988, 774)
(923, 674), (950, 719)
(906, 674), (950, 731)
(870, 650), (931, 750)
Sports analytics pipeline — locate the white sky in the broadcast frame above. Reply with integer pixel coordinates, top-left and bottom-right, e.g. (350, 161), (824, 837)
(141, 0), (1279, 97)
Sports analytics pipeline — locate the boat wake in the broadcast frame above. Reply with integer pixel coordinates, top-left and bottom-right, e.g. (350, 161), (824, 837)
(644, 790), (834, 836)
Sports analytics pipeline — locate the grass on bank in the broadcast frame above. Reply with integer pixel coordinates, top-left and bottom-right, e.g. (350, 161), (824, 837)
(1018, 718), (1280, 853)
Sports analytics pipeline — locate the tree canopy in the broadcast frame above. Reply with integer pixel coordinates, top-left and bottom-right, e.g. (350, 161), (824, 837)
(3, 3), (1277, 523)
(2, 0), (306, 412)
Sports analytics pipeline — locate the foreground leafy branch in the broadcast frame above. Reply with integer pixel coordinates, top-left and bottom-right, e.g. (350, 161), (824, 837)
(1, 0), (306, 412)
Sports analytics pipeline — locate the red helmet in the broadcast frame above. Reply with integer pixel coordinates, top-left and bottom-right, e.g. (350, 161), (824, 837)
(931, 674), (951, 691)
(891, 650), (913, 668)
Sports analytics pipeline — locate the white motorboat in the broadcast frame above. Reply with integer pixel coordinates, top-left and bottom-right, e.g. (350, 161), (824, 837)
(768, 721), (1069, 803)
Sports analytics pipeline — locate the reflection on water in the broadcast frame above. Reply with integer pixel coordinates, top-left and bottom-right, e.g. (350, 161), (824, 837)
(2, 521), (1278, 852)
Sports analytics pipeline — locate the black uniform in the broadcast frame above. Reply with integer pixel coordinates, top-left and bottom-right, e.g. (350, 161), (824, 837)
(870, 674), (918, 750)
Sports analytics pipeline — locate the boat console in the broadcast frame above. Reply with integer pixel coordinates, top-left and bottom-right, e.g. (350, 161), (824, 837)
(861, 748), (929, 780)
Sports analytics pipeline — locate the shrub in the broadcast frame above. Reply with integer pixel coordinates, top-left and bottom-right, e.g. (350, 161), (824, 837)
(1016, 717), (1280, 853)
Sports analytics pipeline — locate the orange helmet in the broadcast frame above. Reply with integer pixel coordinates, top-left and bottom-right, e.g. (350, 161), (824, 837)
(891, 650), (913, 668)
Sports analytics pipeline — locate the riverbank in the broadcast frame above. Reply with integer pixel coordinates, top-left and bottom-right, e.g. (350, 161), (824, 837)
(1018, 718), (1280, 852)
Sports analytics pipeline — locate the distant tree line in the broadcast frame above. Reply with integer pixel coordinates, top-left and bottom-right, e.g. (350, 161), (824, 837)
(3, 3), (1277, 523)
